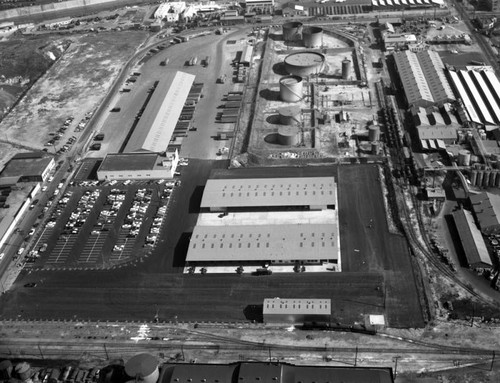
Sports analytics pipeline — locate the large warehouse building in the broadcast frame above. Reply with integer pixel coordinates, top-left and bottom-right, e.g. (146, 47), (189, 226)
(0, 152), (55, 184)
(124, 71), (195, 153)
(186, 168), (340, 271)
(448, 68), (500, 128)
(393, 50), (455, 108)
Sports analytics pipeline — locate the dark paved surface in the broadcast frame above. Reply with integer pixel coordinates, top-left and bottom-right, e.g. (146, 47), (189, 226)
(0, 163), (424, 328)
(338, 165), (425, 328)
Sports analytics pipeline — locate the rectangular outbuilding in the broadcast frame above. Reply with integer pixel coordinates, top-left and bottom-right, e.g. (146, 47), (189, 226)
(263, 298), (331, 325)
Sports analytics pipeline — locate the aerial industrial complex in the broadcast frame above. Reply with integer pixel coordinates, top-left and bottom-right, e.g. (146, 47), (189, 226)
(1, 0), (500, 379)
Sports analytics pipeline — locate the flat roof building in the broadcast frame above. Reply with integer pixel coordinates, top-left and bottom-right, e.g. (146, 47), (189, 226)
(0, 152), (55, 184)
(159, 362), (394, 383)
(97, 151), (178, 181)
(124, 71), (195, 153)
(263, 298), (331, 324)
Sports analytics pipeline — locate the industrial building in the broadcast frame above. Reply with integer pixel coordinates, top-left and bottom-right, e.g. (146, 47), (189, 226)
(245, 0), (275, 14)
(124, 71), (195, 153)
(393, 50), (455, 108)
(263, 298), (331, 325)
(156, 361), (394, 383)
(187, 168), (339, 270)
(448, 69), (500, 128)
(451, 209), (493, 270)
(412, 107), (459, 150)
(96, 151), (178, 181)
(200, 177), (336, 212)
(470, 192), (500, 235)
(0, 152), (55, 184)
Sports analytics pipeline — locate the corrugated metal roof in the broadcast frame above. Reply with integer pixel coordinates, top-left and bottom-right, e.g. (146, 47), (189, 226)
(470, 71), (500, 124)
(448, 70), (481, 124)
(452, 209), (492, 267)
(241, 44), (254, 65)
(201, 177), (336, 208)
(187, 224), (338, 262)
(263, 298), (331, 315)
(459, 70), (495, 125)
(125, 71), (195, 153)
(394, 51), (434, 107)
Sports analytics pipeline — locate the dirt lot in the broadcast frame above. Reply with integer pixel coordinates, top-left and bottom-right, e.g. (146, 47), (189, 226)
(0, 30), (147, 153)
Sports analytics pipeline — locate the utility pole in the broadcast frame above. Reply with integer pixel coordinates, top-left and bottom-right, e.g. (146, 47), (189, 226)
(393, 356), (400, 380)
(354, 346), (358, 367)
(490, 351), (496, 371)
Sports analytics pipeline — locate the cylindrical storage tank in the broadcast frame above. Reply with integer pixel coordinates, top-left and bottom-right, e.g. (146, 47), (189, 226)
(284, 51), (325, 77)
(477, 171), (484, 187)
(341, 58), (351, 80)
(484, 170), (491, 187)
(470, 170), (478, 186)
(282, 21), (303, 42)
(458, 149), (471, 166)
(0, 360), (13, 380)
(125, 354), (159, 383)
(15, 362), (31, 381)
(303, 26), (323, 48)
(490, 170), (497, 186)
(371, 141), (380, 155)
(279, 75), (303, 102)
(278, 105), (301, 125)
(368, 125), (380, 142)
(495, 171), (500, 187)
(277, 126), (300, 146)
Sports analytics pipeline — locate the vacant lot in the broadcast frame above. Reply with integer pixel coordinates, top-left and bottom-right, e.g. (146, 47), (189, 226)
(0, 30), (147, 152)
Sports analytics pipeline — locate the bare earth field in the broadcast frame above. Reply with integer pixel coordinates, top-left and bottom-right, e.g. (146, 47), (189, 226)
(0, 30), (147, 151)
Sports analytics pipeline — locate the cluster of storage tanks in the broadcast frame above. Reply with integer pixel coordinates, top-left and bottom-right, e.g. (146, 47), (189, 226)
(0, 361), (31, 382)
(469, 168), (500, 188)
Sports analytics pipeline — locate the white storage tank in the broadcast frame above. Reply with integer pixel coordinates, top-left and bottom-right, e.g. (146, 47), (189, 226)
(368, 125), (380, 142)
(279, 75), (303, 103)
(125, 354), (159, 383)
(277, 126), (300, 146)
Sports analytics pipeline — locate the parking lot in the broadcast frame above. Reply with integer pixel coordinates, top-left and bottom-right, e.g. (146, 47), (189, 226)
(24, 180), (177, 270)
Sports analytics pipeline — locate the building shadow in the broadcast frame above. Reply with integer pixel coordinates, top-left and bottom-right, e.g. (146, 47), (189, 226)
(189, 185), (205, 214)
(243, 304), (263, 322)
(173, 232), (191, 268)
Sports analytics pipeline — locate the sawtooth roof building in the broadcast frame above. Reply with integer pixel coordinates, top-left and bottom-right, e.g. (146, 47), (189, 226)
(447, 68), (500, 128)
(393, 50), (455, 108)
(263, 298), (331, 324)
(451, 209), (493, 269)
(124, 71), (195, 153)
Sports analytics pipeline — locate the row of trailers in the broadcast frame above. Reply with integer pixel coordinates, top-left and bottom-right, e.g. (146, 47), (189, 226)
(172, 83), (204, 142)
(218, 91), (243, 124)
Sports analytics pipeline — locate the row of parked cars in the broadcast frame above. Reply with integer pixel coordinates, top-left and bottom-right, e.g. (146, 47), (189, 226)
(121, 188), (153, 240)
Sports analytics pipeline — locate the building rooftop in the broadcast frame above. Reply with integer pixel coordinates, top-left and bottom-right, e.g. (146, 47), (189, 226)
(470, 192), (500, 233)
(452, 209), (492, 267)
(263, 298), (331, 315)
(200, 177), (336, 208)
(187, 223), (337, 262)
(0, 153), (53, 179)
(124, 71), (195, 153)
(98, 153), (158, 172)
(161, 362), (394, 383)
